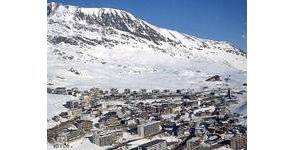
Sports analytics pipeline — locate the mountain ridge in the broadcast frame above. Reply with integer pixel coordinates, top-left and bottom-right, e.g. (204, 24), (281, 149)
(47, 2), (246, 90)
(47, 2), (245, 53)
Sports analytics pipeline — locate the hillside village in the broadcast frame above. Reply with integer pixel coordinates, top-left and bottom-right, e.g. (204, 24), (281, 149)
(47, 3), (247, 150)
(47, 85), (247, 150)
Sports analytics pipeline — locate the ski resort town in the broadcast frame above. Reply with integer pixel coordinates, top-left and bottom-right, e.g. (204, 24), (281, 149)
(47, 85), (247, 150)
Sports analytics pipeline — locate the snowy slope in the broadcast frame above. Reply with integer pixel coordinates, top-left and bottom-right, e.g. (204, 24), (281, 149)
(47, 94), (78, 118)
(47, 2), (247, 90)
(47, 94), (78, 128)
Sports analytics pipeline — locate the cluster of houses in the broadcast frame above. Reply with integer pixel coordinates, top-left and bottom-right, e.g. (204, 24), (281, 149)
(47, 87), (247, 150)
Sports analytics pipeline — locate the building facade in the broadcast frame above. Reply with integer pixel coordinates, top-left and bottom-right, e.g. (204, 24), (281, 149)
(137, 121), (161, 137)
(92, 131), (115, 146)
(132, 139), (167, 150)
(230, 134), (247, 150)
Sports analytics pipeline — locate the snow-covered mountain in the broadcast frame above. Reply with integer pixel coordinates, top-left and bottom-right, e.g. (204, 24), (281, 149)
(47, 2), (246, 90)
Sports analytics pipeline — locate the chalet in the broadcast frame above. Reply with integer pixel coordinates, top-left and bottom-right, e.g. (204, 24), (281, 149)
(110, 88), (119, 95)
(75, 120), (93, 131)
(54, 87), (67, 95)
(47, 87), (53, 94)
(52, 115), (60, 122)
(124, 88), (131, 94)
(140, 89), (147, 94)
(66, 129), (85, 142)
(104, 111), (117, 118)
(206, 75), (222, 81)
(163, 89), (170, 94)
(80, 113), (92, 120)
(65, 100), (81, 109)
(131, 90), (138, 95)
(152, 89), (160, 94)
(66, 89), (73, 95)
(176, 89), (182, 94)
(90, 108), (101, 117)
(59, 112), (70, 119)
(162, 122), (178, 136)
(68, 108), (82, 118)
(89, 88), (99, 93)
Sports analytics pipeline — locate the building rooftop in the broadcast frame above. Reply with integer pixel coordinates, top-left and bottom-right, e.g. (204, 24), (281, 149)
(135, 139), (166, 149)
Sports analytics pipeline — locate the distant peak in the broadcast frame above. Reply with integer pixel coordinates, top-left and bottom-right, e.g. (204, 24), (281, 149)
(47, 2), (137, 20)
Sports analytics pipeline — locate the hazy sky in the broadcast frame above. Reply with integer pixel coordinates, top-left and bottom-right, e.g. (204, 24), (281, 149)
(48, 0), (247, 51)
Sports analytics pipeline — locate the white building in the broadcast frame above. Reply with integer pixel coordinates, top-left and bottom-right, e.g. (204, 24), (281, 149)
(137, 121), (161, 137)
(68, 108), (82, 118)
(132, 139), (167, 150)
(92, 131), (115, 147)
(53, 132), (68, 149)
(230, 134), (247, 150)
